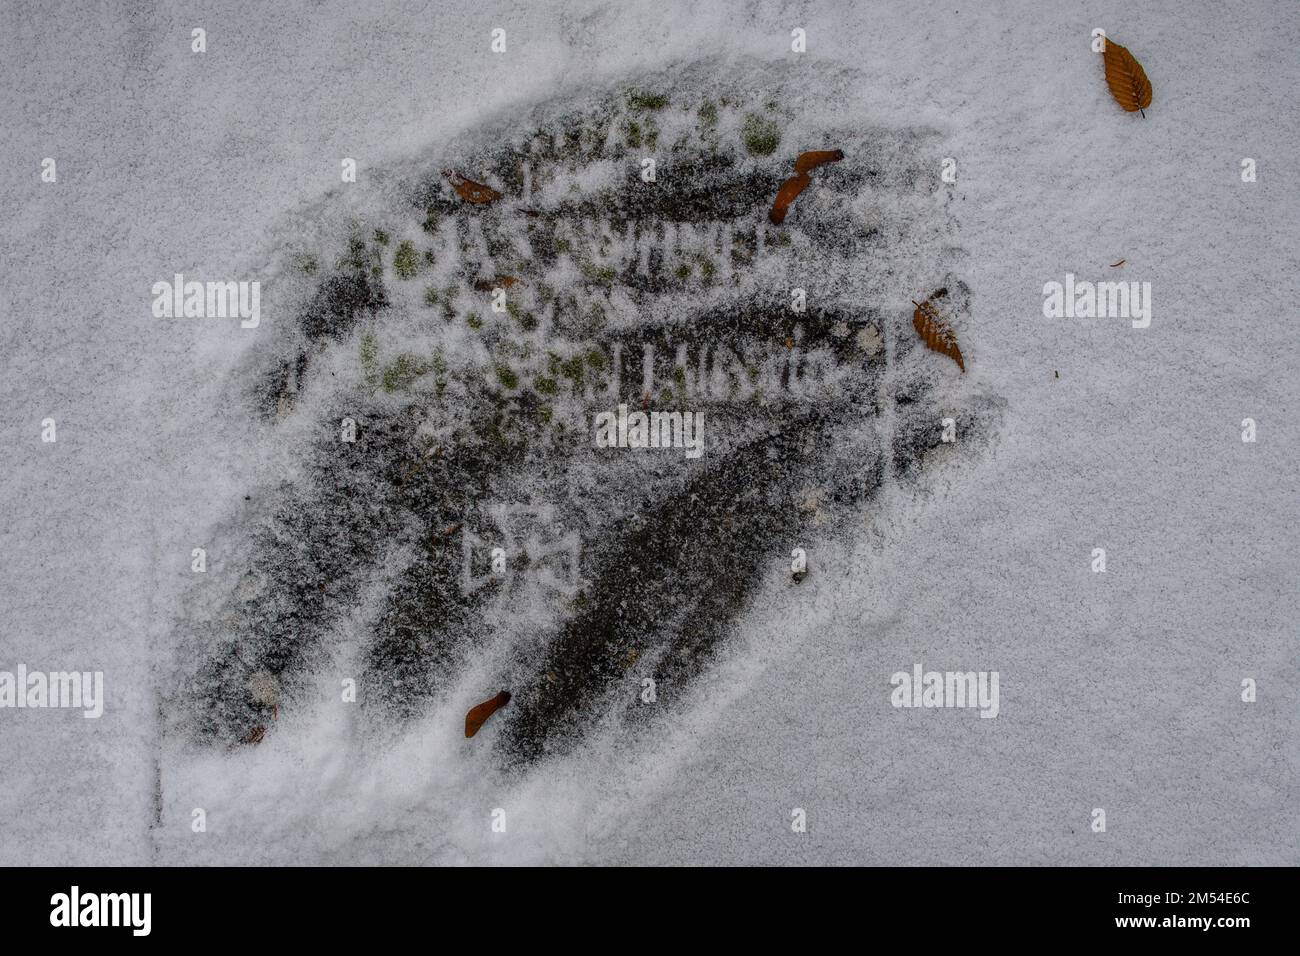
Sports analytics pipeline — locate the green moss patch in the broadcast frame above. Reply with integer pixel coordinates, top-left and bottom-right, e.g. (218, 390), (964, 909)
(741, 114), (781, 156)
(381, 353), (431, 392)
(393, 240), (419, 279)
(627, 90), (669, 111)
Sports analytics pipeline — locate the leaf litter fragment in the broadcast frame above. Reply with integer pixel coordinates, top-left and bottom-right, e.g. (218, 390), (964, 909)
(770, 149), (844, 224)
(443, 170), (503, 204)
(793, 149), (845, 174)
(465, 690), (512, 738)
(911, 292), (965, 372)
(473, 276), (522, 291)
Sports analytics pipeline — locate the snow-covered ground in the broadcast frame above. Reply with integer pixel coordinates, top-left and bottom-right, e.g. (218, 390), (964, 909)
(1, 0), (1296, 865)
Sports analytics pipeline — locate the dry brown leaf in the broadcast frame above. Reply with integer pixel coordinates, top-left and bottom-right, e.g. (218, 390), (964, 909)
(464, 690), (511, 738)
(443, 170), (503, 204)
(911, 295), (965, 372)
(793, 149), (845, 174)
(240, 725), (266, 746)
(1102, 40), (1152, 114)
(769, 173), (810, 224)
(473, 276), (521, 291)
(769, 148), (845, 224)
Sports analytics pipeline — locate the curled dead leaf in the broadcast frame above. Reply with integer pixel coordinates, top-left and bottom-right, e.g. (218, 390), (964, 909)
(473, 276), (521, 291)
(793, 149), (845, 174)
(1101, 40), (1152, 114)
(769, 173), (810, 224)
(443, 170), (503, 204)
(911, 295), (965, 372)
(769, 147), (845, 224)
(464, 690), (511, 738)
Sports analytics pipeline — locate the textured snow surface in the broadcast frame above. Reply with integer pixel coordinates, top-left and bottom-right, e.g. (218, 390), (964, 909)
(1, 0), (1297, 865)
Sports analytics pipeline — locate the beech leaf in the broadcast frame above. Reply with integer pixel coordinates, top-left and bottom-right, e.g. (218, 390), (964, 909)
(911, 295), (965, 372)
(1102, 40), (1153, 114)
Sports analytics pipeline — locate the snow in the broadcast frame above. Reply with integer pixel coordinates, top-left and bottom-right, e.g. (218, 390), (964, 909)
(1, 0), (1296, 865)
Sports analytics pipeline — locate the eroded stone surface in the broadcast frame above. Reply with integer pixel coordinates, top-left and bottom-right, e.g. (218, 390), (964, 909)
(169, 63), (1001, 765)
